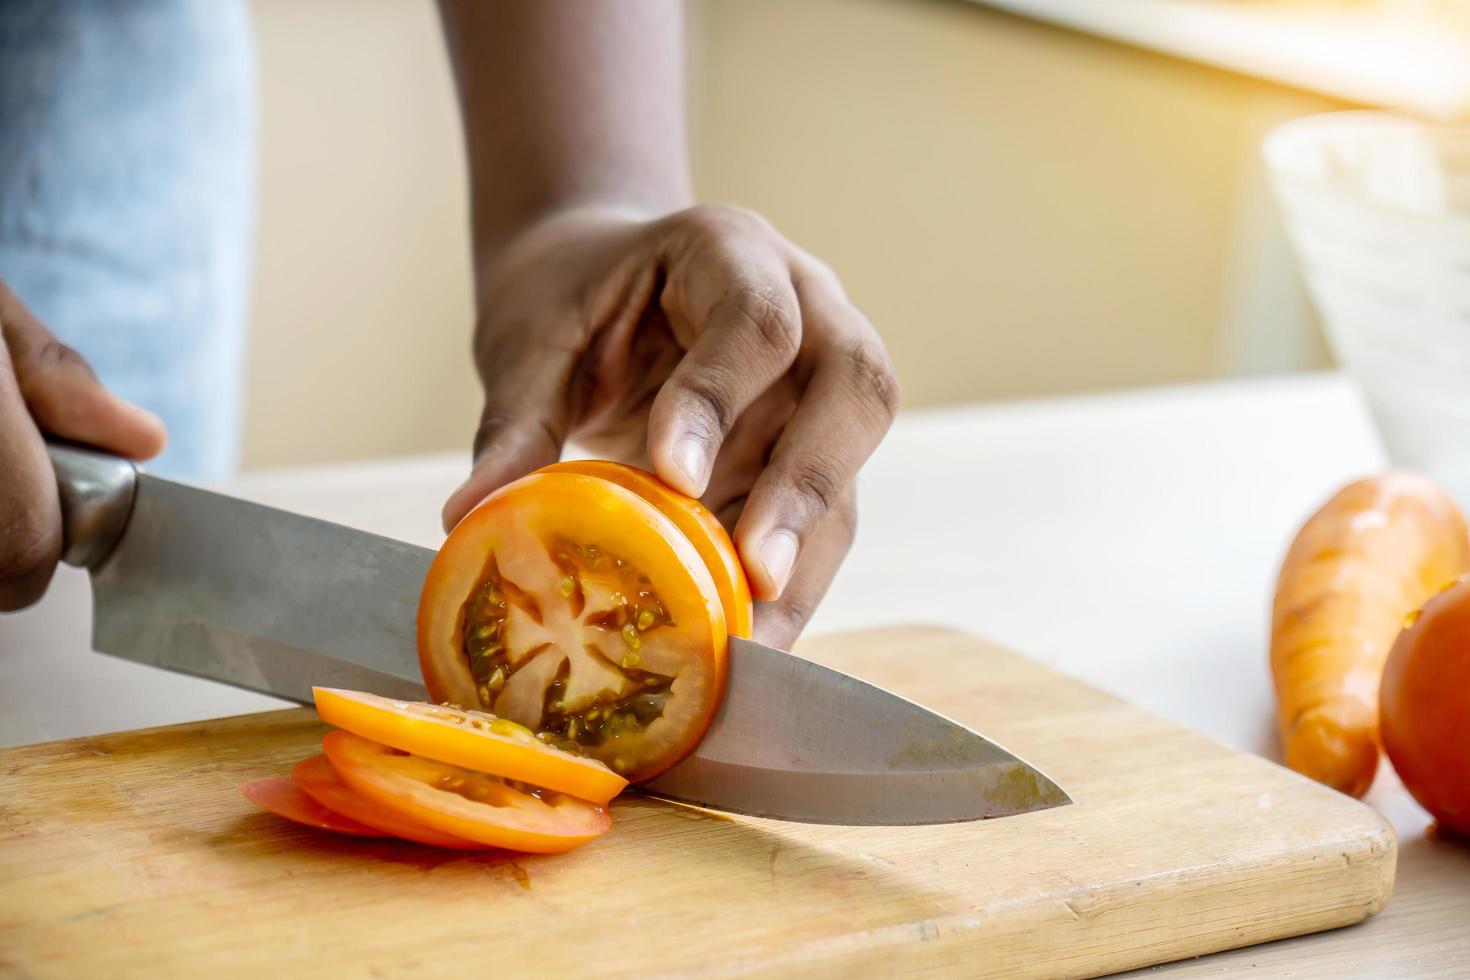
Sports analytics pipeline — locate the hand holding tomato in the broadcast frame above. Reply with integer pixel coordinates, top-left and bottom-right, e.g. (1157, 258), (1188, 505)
(439, 205), (900, 650)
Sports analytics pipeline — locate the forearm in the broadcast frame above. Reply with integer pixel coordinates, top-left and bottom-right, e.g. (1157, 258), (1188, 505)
(438, 0), (693, 260)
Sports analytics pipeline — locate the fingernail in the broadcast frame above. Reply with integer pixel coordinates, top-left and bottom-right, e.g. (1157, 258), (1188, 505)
(672, 436), (708, 492)
(757, 530), (799, 596)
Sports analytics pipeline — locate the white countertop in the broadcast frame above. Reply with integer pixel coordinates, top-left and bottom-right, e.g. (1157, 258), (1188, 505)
(3, 370), (1465, 975)
(974, 0), (1470, 120)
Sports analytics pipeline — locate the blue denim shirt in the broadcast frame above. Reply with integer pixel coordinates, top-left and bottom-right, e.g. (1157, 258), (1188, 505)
(0, 0), (255, 479)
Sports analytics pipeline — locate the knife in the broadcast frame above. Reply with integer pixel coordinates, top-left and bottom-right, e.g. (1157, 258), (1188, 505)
(49, 442), (1069, 825)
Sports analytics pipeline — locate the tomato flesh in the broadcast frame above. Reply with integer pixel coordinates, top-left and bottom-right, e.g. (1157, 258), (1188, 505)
(542, 460), (754, 638)
(313, 687), (627, 805)
(239, 774), (386, 837)
(292, 754), (491, 849)
(419, 470), (727, 783)
(322, 730), (611, 854)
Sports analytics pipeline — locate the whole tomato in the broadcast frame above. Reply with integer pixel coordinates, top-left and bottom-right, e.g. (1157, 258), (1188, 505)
(1381, 576), (1470, 838)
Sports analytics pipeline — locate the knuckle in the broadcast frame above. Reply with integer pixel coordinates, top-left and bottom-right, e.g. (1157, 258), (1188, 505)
(675, 374), (737, 438)
(775, 594), (814, 637)
(787, 455), (845, 520)
(34, 340), (87, 369)
(842, 336), (901, 420)
(679, 204), (731, 240)
(471, 410), (515, 457)
(21, 340), (96, 383)
(721, 287), (801, 361)
(683, 202), (768, 236)
(472, 408), (560, 462)
(15, 341), (95, 411)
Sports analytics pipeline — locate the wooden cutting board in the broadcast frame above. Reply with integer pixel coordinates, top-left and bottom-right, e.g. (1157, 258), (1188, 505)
(0, 627), (1394, 979)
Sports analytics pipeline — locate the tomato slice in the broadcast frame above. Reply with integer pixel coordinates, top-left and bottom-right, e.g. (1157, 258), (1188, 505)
(292, 754), (491, 849)
(313, 687), (626, 804)
(542, 460), (754, 638)
(419, 469), (728, 783)
(322, 731), (610, 854)
(239, 774), (386, 837)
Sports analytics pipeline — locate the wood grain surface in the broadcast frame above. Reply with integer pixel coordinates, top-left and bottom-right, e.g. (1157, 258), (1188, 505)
(0, 628), (1395, 978)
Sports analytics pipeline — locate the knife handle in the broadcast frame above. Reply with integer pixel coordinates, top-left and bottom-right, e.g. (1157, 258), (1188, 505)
(47, 442), (138, 569)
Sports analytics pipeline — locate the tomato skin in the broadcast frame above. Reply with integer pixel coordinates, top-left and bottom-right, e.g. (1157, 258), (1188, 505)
(312, 688), (627, 805)
(418, 469), (728, 784)
(542, 460), (754, 638)
(239, 775), (386, 837)
(1381, 576), (1470, 838)
(292, 754), (490, 849)
(322, 731), (611, 854)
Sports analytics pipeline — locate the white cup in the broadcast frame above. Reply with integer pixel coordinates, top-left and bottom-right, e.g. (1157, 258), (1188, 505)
(1264, 111), (1470, 507)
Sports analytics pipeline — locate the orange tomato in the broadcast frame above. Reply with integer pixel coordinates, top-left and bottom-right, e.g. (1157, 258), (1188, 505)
(542, 460), (753, 638)
(239, 774), (386, 837)
(1381, 576), (1470, 838)
(313, 688), (626, 805)
(418, 468), (728, 783)
(322, 731), (611, 854)
(292, 754), (490, 849)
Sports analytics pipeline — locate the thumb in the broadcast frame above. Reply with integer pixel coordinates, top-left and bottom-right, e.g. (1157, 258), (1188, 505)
(1, 284), (166, 460)
(441, 342), (577, 532)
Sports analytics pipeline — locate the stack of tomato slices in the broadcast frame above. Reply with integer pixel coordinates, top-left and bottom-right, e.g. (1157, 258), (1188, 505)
(241, 460), (757, 854)
(240, 688), (627, 853)
(415, 460), (754, 783)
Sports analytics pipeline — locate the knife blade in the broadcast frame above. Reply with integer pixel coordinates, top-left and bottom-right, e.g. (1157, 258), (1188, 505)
(51, 443), (1068, 824)
(643, 636), (1069, 824)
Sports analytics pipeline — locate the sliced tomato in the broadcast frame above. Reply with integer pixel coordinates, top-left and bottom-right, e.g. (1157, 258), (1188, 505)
(291, 754), (490, 849)
(321, 731), (610, 854)
(313, 687), (626, 804)
(543, 460), (754, 638)
(239, 774), (386, 837)
(419, 469), (728, 783)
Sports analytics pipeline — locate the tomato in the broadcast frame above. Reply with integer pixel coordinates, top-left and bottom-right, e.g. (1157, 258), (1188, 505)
(322, 731), (610, 853)
(239, 774), (386, 837)
(542, 461), (753, 638)
(419, 468), (728, 783)
(313, 687), (626, 805)
(1381, 576), (1470, 838)
(292, 754), (491, 849)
